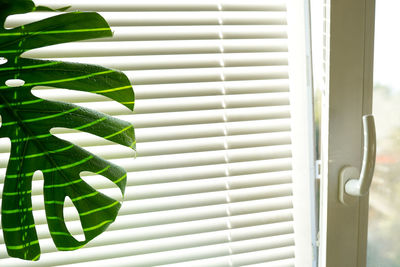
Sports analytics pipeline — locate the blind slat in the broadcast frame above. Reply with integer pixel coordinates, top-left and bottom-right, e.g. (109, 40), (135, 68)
(7, 12), (287, 28)
(1, 242), (294, 267)
(120, 106), (291, 127)
(106, 145), (291, 172)
(33, 0), (286, 12)
(50, 118), (291, 142)
(114, 182), (293, 202)
(61, 131), (291, 159)
(160, 237), (294, 267)
(46, 52), (288, 70)
(89, 26), (288, 41)
(24, 39), (288, 58)
(1, 170), (293, 198)
(0, 157), (293, 184)
(71, 92), (289, 115)
(53, 245), (295, 267)
(241, 258), (295, 267)
(120, 160), (292, 186)
(1, 107), (290, 135)
(46, 129), (290, 156)
(33, 79), (289, 103)
(124, 66), (288, 85)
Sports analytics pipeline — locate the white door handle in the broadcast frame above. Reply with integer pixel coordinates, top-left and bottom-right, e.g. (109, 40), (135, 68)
(339, 115), (376, 204)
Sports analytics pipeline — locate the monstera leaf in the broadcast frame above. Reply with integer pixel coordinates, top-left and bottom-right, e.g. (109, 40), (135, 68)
(0, 0), (135, 261)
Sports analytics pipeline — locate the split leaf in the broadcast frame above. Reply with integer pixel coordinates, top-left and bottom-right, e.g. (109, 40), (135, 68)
(0, 0), (135, 261)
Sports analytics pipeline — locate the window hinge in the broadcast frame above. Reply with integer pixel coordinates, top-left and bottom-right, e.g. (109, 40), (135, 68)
(315, 160), (322, 180)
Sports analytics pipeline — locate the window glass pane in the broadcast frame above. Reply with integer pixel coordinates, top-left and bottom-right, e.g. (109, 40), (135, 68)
(367, 0), (400, 266)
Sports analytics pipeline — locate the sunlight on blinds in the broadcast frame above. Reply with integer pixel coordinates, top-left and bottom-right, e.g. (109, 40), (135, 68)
(0, 0), (315, 266)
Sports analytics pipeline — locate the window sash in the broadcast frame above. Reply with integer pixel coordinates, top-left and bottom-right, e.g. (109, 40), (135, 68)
(318, 0), (375, 266)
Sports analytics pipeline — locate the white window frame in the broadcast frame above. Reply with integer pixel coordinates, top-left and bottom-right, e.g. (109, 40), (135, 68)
(287, 1), (318, 266)
(319, 0), (375, 266)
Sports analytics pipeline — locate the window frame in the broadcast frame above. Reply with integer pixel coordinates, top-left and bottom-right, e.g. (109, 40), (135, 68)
(287, 1), (318, 266)
(319, 0), (376, 266)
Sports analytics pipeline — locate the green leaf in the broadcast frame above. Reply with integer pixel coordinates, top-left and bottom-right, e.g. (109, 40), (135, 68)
(0, 0), (135, 261)
(33, 6), (72, 12)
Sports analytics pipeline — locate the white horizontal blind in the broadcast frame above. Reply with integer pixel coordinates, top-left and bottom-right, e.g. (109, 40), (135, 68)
(0, 0), (315, 266)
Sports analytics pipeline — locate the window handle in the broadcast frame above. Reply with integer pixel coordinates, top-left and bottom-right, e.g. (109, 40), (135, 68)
(339, 115), (376, 204)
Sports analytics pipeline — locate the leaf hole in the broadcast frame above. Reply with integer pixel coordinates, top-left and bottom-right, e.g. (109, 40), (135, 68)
(0, 135), (10, 170)
(33, 170), (43, 180)
(4, 13), (54, 29)
(80, 171), (123, 203)
(5, 79), (25, 87)
(50, 128), (136, 159)
(31, 171), (46, 229)
(0, 136), (11, 207)
(64, 197), (85, 242)
(0, 57), (7, 65)
(32, 87), (110, 104)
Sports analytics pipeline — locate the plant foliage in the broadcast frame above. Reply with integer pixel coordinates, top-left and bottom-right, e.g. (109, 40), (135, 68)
(0, 0), (135, 261)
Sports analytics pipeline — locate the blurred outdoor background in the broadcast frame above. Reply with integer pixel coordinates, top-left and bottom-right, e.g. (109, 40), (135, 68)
(363, 0), (400, 266)
(367, 83), (400, 266)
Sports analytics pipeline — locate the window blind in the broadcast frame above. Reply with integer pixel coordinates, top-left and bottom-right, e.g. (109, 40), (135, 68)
(0, 0), (315, 266)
